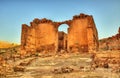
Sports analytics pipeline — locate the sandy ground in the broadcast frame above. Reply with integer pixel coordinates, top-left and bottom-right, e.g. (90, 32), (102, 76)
(2, 53), (120, 78)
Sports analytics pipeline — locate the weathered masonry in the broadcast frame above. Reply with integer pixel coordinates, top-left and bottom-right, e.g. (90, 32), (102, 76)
(21, 13), (99, 55)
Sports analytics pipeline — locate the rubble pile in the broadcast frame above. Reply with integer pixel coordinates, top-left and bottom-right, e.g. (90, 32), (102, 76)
(0, 56), (13, 77)
(53, 66), (74, 74)
(92, 52), (120, 72)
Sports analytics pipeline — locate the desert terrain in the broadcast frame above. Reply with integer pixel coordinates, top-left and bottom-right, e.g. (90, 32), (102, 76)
(0, 47), (120, 78)
(0, 14), (120, 78)
(0, 27), (120, 78)
(1, 0), (120, 78)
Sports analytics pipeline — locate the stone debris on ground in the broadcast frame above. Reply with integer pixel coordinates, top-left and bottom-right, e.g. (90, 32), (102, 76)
(0, 50), (120, 78)
(52, 66), (74, 74)
(13, 65), (25, 72)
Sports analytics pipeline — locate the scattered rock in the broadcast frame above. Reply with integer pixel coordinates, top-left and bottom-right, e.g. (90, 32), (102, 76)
(13, 65), (25, 72)
(53, 66), (74, 74)
(52, 68), (62, 74)
(61, 66), (74, 73)
(19, 61), (30, 66)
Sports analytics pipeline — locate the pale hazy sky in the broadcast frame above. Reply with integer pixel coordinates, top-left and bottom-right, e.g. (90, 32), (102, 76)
(0, 0), (120, 43)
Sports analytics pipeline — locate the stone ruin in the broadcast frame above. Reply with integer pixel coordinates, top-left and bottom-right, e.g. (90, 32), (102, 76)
(99, 27), (120, 51)
(91, 51), (120, 72)
(21, 13), (99, 55)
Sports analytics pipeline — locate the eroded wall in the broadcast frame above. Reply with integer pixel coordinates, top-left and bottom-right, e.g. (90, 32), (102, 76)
(68, 14), (88, 52)
(21, 18), (58, 55)
(35, 23), (57, 52)
(21, 13), (99, 54)
(67, 14), (98, 52)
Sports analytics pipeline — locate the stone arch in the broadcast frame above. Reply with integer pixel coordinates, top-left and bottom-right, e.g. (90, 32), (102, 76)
(58, 24), (69, 33)
(55, 21), (72, 52)
(57, 24), (69, 51)
(21, 13), (99, 54)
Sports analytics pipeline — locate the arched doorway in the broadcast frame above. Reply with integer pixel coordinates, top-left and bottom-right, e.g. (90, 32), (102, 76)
(58, 24), (69, 51)
(58, 24), (69, 33)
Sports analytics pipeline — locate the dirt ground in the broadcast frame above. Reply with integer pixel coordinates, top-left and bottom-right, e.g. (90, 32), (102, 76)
(1, 52), (120, 78)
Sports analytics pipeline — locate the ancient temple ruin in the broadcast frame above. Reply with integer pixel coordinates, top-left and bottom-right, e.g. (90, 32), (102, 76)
(21, 13), (99, 54)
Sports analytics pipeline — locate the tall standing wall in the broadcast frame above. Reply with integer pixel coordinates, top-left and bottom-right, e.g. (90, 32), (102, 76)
(67, 14), (99, 52)
(21, 13), (99, 55)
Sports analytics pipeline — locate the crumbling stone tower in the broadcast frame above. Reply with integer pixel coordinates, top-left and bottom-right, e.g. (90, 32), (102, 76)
(21, 13), (99, 55)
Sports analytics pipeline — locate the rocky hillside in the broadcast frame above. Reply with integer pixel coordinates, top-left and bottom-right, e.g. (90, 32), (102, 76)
(99, 27), (120, 51)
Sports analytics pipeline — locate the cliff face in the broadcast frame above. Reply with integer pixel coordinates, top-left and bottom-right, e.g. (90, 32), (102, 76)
(21, 13), (99, 55)
(99, 27), (120, 51)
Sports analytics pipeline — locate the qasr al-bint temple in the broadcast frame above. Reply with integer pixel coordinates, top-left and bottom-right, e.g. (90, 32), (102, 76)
(21, 13), (99, 54)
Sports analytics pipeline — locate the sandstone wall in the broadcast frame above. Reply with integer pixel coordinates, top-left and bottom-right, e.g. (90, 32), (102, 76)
(35, 23), (57, 52)
(21, 13), (99, 54)
(21, 18), (58, 55)
(21, 24), (28, 50)
(21, 24), (30, 55)
(87, 16), (99, 52)
(67, 14), (98, 52)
